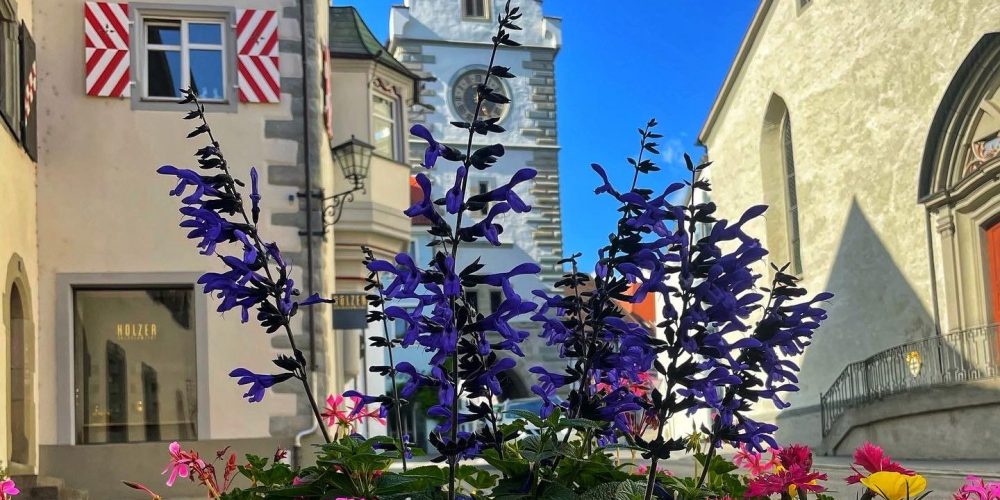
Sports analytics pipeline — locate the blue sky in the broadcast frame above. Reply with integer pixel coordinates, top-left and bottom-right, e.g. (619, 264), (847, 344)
(341, 1), (758, 268)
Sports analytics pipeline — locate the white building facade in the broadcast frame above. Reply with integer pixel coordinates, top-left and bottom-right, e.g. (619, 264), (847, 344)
(386, 0), (565, 394)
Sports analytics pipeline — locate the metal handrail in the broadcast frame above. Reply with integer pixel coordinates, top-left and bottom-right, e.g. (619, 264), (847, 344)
(819, 324), (1000, 437)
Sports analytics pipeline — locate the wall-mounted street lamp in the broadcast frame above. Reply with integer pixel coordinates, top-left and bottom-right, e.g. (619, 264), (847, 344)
(299, 136), (374, 236)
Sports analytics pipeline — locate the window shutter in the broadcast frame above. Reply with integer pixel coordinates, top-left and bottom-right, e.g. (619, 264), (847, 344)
(322, 44), (332, 138)
(236, 9), (279, 103)
(19, 22), (36, 160)
(84, 2), (130, 98)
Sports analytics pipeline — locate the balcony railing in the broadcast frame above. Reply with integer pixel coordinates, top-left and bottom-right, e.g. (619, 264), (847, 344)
(820, 324), (1000, 437)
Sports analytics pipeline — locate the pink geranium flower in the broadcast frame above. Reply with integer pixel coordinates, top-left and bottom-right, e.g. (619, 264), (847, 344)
(163, 441), (194, 486)
(954, 475), (1000, 499)
(733, 443), (781, 476)
(322, 394), (353, 428)
(846, 442), (915, 484)
(321, 394), (387, 433)
(1, 478), (19, 499)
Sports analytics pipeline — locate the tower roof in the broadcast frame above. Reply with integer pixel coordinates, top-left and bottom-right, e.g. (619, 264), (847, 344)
(329, 6), (420, 80)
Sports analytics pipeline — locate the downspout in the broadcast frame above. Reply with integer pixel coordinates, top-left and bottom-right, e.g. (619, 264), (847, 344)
(294, 0), (321, 453)
(293, 371), (322, 468)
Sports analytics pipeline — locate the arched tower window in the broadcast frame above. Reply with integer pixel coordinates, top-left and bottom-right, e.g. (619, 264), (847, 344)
(781, 113), (803, 274)
(761, 94), (804, 275)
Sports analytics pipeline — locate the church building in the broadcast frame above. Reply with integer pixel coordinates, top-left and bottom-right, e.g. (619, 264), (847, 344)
(700, 0), (1000, 458)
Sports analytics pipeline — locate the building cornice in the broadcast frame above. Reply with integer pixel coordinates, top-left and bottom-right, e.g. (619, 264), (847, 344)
(390, 36), (559, 52)
(697, 0), (775, 146)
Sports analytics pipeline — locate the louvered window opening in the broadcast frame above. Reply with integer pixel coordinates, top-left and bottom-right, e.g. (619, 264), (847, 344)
(462, 0), (488, 19)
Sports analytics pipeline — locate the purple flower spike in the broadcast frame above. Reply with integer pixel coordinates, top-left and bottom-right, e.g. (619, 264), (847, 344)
(229, 368), (293, 403)
(411, 124), (448, 168)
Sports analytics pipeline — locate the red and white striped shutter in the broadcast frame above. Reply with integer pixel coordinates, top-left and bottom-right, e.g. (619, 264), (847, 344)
(236, 9), (280, 103)
(322, 44), (333, 138)
(84, 2), (130, 97)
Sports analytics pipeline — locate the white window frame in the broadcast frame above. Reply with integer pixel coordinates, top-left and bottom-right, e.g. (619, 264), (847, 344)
(141, 16), (227, 103)
(371, 91), (401, 161)
(462, 0), (490, 20)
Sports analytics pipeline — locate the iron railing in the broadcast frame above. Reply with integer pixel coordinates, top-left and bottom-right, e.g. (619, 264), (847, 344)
(820, 324), (1000, 437)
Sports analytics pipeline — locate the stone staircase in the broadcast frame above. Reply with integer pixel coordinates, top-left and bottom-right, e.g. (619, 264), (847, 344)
(10, 475), (88, 500)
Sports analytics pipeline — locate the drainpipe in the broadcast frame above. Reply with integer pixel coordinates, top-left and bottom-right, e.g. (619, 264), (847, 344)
(294, 0), (321, 453)
(293, 371), (322, 468)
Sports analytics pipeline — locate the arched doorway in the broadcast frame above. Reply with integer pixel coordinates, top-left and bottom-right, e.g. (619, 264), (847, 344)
(989, 221), (1000, 324)
(920, 33), (1000, 332)
(8, 284), (28, 465)
(4, 255), (35, 472)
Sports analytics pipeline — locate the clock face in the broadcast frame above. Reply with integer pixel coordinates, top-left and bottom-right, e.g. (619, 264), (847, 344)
(451, 70), (510, 123)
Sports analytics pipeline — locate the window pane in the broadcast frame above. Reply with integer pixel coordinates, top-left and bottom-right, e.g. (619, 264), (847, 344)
(190, 49), (224, 100)
(147, 23), (180, 45)
(147, 49), (182, 98)
(0, 19), (17, 131)
(188, 23), (222, 45)
(489, 291), (502, 313)
(373, 96), (393, 119)
(73, 288), (198, 444)
(373, 116), (394, 158)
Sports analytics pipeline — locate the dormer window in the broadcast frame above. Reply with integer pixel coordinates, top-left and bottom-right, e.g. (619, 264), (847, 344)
(462, 0), (489, 20)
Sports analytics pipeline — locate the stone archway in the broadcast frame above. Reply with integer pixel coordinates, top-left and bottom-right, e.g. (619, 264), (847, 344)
(920, 33), (1000, 331)
(4, 254), (36, 472)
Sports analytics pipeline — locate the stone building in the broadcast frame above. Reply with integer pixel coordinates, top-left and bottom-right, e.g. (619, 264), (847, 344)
(0, 1), (417, 498)
(700, 0), (1000, 458)
(386, 0), (565, 398)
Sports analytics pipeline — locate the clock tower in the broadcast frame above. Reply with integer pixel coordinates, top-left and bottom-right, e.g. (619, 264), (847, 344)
(388, 0), (564, 289)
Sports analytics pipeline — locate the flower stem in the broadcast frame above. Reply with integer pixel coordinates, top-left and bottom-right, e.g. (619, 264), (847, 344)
(368, 256), (408, 471)
(443, 8), (510, 499)
(185, 93), (331, 443)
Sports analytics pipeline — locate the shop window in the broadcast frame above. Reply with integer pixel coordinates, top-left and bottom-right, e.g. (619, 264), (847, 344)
(73, 287), (197, 444)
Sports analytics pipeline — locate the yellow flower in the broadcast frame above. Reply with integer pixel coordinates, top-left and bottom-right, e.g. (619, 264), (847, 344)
(860, 471), (927, 500)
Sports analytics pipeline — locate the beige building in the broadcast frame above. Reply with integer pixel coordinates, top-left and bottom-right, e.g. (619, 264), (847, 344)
(0, 0), (38, 481)
(700, 0), (1000, 458)
(0, 1), (417, 498)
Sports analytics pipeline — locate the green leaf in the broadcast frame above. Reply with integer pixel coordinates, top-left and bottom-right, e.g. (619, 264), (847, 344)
(555, 418), (604, 431)
(507, 409), (544, 427)
(580, 481), (648, 500)
(456, 464), (499, 490)
(538, 481), (578, 500)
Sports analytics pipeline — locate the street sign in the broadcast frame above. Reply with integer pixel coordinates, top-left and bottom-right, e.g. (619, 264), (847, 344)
(332, 293), (367, 330)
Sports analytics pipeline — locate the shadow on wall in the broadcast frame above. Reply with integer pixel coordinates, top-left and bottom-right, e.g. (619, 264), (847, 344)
(776, 198), (935, 445)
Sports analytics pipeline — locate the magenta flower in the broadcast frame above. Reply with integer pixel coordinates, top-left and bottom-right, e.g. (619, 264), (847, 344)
(747, 444), (827, 497)
(160, 441), (198, 486)
(846, 441), (915, 485)
(1, 478), (19, 498)
(954, 475), (1000, 499)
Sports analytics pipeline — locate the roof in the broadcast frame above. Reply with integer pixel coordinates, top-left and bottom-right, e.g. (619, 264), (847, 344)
(697, 0), (775, 146)
(409, 176), (433, 226)
(328, 6), (420, 81)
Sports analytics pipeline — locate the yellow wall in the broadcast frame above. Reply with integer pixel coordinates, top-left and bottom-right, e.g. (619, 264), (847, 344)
(1, 0), (38, 472)
(700, 0), (1000, 444)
